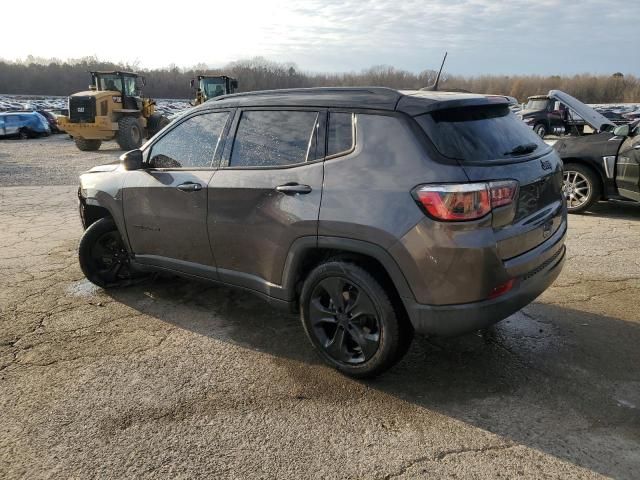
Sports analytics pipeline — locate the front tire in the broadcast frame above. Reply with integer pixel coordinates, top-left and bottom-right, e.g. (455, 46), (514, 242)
(146, 113), (171, 138)
(74, 138), (102, 151)
(534, 123), (547, 138)
(562, 163), (601, 213)
(78, 217), (147, 288)
(300, 261), (410, 378)
(116, 116), (143, 150)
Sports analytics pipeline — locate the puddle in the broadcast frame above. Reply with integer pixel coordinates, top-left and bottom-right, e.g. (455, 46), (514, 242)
(66, 279), (101, 297)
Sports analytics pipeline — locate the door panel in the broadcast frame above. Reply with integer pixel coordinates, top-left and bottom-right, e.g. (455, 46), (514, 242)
(122, 110), (231, 272)
(208, 164), (323, 292)
(207, 108), (324, 296)
(616, 133), (640, 202)
(123, 170), (216, 266)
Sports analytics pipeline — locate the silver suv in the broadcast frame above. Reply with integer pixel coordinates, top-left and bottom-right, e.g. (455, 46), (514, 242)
(77, 87), (567, 377)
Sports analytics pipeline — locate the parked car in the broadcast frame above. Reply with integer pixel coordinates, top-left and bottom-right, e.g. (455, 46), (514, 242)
(555, 119), (640, 212)
(519, 90), (615, 137)
(600, 110), (629, 125)
(0, 111), (51, 139)
(77, 87), (567, 377)
(35, 110), (62, 133)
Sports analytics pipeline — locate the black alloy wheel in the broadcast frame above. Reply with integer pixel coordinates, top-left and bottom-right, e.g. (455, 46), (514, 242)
(300, 260), (410, 378)
(308, 276), (381, 365)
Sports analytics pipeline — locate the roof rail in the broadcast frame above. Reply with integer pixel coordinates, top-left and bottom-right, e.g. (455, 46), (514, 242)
(211, 86), (401, 102)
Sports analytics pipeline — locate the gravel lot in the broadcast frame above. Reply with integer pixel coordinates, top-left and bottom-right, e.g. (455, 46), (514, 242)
(1, 136), (639, 479)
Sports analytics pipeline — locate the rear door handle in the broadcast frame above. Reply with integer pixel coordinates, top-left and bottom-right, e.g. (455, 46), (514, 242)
(176, 182), (203, 192)
(275, 183), (312, 195)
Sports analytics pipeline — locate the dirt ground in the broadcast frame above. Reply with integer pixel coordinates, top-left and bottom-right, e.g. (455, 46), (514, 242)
(1, 135), (639, 479)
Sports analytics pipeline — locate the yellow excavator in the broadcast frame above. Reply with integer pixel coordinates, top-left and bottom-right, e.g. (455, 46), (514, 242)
(191, 75), (238, 105)
(58, 71), (170, 151)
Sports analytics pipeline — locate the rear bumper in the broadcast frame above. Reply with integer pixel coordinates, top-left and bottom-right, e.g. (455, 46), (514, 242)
(404, 225), (566, 337)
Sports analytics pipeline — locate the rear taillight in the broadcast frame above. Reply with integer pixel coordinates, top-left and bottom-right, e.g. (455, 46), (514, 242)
(413, 180), (518, 221)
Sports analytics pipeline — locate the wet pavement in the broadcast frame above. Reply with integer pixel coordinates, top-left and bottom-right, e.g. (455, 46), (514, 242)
(1, 136), (639, 478)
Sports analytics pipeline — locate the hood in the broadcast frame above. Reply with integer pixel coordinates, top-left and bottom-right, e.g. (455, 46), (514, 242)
(85, 160), (121, 173)
(518, 108), (544, 117)
(553, 131), (620, 158)
(548, 90), (615, 132)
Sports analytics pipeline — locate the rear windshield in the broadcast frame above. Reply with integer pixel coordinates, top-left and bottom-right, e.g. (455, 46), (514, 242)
(416, 104), (548, 162)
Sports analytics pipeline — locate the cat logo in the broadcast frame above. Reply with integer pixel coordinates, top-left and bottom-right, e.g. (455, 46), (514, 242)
(77, 107), (85, 113)
(540, 159), (552, 171)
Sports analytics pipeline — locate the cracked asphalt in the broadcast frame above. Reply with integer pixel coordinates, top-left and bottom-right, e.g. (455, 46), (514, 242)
(1, 135), (639, 479)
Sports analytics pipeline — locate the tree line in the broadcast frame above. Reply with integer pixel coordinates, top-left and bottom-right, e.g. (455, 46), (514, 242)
(1, 56), (639, 103)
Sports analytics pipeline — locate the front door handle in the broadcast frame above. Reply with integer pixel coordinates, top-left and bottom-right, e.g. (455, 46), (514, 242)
(275, 183), (312, 195)
(176, 182), (203, 192)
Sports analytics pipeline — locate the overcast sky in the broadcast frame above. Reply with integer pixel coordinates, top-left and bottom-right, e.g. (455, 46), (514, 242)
(5, 0), (638, 75)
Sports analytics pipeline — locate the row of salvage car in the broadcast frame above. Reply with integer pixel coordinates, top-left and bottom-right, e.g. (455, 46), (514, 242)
(526, 90), (640, 213)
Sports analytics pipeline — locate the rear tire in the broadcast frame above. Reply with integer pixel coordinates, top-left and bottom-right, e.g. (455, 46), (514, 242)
(74, 138), (101, 151)
(563, 163), (601, 213)
(300, 261), (410, 378)
(78, 217), (148, 288)
(116, 116), (144, 150)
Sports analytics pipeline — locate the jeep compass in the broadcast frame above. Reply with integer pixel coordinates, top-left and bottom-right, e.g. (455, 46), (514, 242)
(77, 87), (567, 377)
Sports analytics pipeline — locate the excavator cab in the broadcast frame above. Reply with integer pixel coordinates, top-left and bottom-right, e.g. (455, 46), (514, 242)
(191, 75), (238, 105)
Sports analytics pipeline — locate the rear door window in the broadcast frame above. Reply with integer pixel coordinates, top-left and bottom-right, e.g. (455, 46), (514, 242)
(327, 112), (354, 157)
(229, 110), (319, 167)
(416, 104), (549, 162)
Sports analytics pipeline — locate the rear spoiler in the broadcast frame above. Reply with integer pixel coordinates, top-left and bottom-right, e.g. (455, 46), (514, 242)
(396, 94), (516, 116)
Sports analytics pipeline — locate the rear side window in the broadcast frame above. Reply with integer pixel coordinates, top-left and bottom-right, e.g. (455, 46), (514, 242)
(416, 104), (548, 162)
(149, 111), (229, 168)
(327, 112), (354, 156)
(230, 110), (318, 167)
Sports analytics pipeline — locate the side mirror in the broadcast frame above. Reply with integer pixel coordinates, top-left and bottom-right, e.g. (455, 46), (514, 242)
(613, 124), (630, 137)
(231, 79), (238, 90)
(120, 149), (144, 170)
(190, 79), (195, 88)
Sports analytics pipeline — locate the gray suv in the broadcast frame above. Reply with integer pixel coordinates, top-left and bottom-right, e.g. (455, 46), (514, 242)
(77, 87), (567, 377)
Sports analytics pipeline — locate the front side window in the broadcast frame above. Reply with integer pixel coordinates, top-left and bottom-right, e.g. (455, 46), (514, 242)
(149, 111), (229, 168)
(229, 110), (318, 167)
(98, 75), (122, 93)
(201, 79), (226, 99)
(327, 112), (354, 157)
(122, 77), (137, 96)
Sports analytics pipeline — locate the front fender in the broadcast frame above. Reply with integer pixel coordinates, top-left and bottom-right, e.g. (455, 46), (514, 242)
(79, 168), (130, 251)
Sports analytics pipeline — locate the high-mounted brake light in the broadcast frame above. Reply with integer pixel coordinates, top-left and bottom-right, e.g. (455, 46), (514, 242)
(413, 180), (518, 221)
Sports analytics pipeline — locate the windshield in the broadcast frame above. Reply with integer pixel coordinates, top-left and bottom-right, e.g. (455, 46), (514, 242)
(200, 78), (227, 99)
(416, 104), (549, 162)
(525, 99), (549, 111)
(96, 74), (123, 93)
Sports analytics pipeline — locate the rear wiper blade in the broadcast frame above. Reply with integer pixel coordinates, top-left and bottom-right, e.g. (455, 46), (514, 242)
(504, 143), (538, 156)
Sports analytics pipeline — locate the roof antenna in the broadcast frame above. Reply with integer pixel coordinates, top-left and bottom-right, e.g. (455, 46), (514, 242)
(420, 52), (447, 91)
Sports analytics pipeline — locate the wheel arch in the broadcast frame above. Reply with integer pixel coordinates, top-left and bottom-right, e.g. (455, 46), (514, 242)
(282, 236), (415, 318)
(79, 198), (112, 230)
(562, 157), (606, 199)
